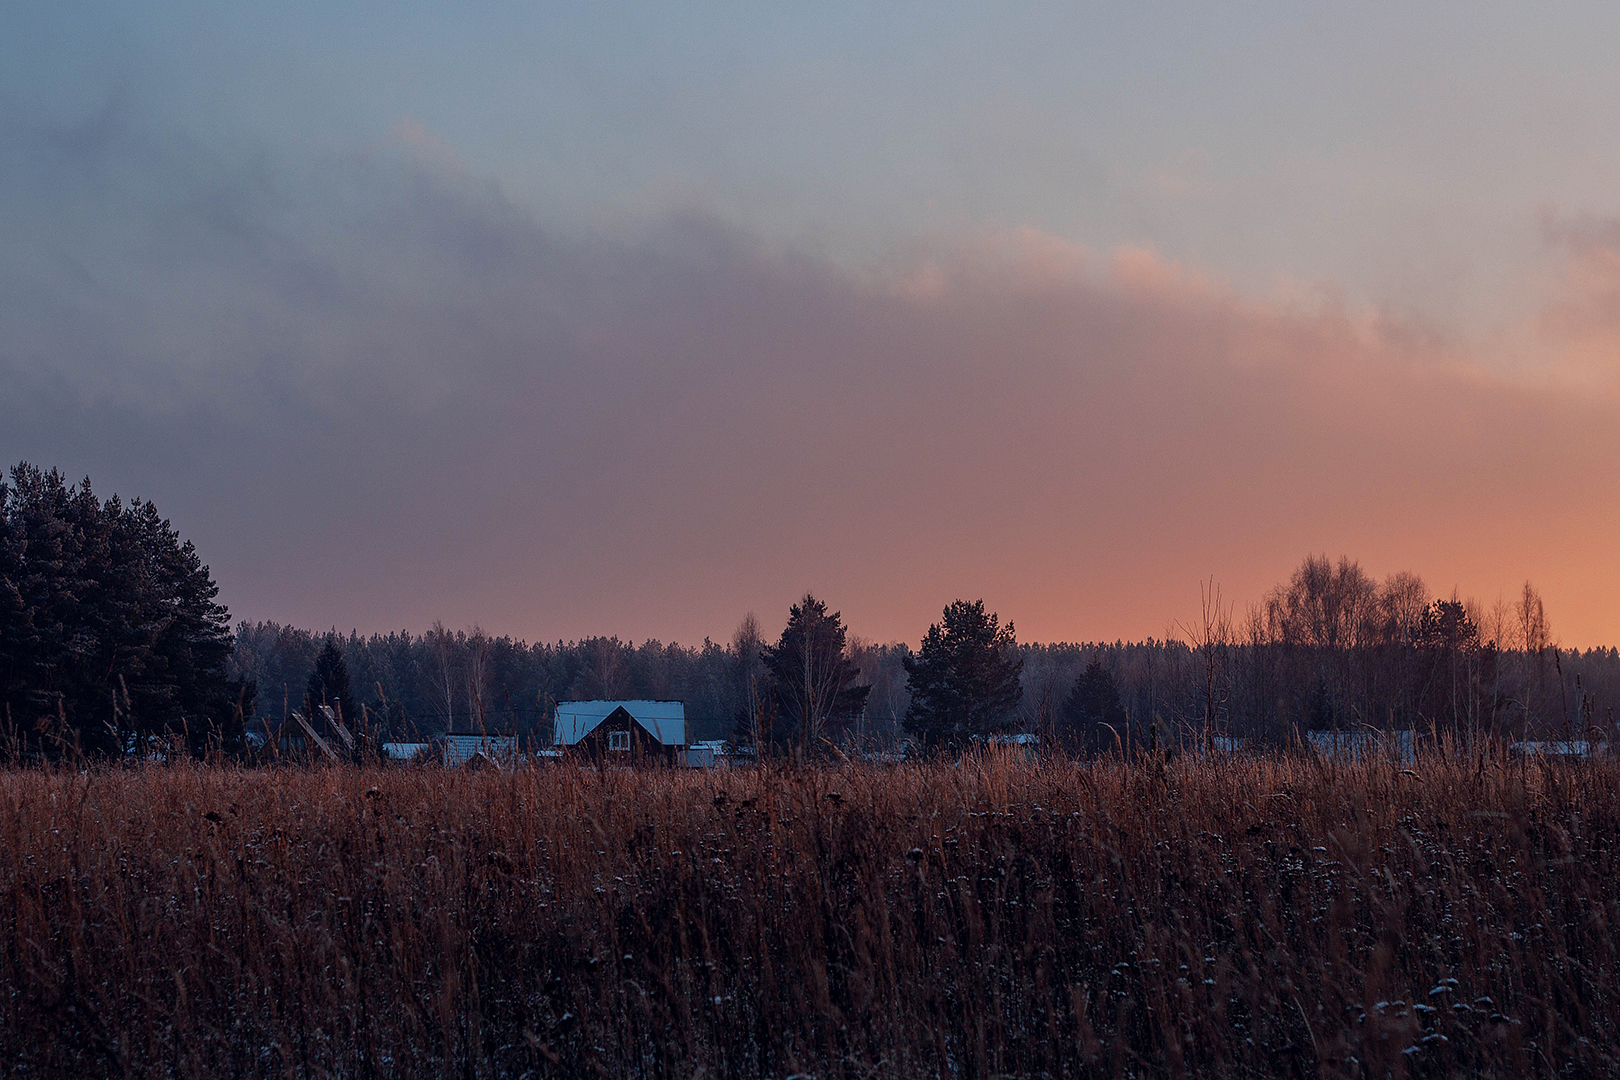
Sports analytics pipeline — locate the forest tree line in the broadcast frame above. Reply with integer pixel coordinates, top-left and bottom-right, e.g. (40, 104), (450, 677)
(230, 557), (1620, 752)
(5, 462), (1617, 759)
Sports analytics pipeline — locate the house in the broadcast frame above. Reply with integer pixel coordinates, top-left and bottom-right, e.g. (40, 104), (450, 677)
(987, 732), (1042, 760)
(681, 743), (718, 768)
(382, 741), (432, 762)
(1510, 740), (1604, 758)
(554, 700), (686, 765)
(686, 739), (731, 768)
(443, 732), (517, 768)
(1308, 729), (1416, 763)
(1186, 735), (1246, 758)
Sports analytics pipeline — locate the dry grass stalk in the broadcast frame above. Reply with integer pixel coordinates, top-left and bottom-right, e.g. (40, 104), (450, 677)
(1, 750), (1615, 1077)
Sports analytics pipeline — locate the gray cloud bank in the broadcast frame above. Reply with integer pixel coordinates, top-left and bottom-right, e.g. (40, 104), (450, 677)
(3, 109), (1617, 645)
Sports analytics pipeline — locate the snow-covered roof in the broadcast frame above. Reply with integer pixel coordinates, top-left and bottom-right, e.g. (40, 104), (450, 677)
(443, 733), (516, 766)
(1512, 740), (1598, 756)
(1307, 729), (1416, 762)
(554, 700), (686, 746)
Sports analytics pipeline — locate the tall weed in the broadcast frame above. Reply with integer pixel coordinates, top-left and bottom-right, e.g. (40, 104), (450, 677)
(1, 752), (1614, 1077)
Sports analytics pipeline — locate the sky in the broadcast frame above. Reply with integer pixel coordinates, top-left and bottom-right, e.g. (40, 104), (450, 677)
(3, 2), (1618, 647)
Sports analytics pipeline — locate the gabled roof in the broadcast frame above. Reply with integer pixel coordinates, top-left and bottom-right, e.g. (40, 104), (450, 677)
(555, 699), (685, 746)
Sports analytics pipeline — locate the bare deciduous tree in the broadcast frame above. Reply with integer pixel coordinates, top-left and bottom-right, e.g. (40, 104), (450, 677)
(425, 621), (460, 732)
(1176, 579), (1234, 745)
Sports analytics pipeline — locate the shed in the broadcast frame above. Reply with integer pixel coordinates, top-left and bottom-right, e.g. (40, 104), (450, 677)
(382, 742), (432, 762)
(1308, 729), (1416, 763)
(1511, 740), (1603, 758)
(680, 745), (716, 768)
(443, 732), (517, 768)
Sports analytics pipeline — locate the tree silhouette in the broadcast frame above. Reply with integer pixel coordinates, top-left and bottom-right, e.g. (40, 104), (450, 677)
(758, 594), (870, 755)
(305, 635), (359, 734)
(1414, 598), (1498, 739)
(0, 462), (247, 758)
(1058, 660), (1128, 754)
(903, 600), (1024, 751)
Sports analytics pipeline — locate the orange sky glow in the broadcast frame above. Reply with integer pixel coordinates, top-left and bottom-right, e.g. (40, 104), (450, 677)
(192, 219), (1618, 650)
(5, 7), (1619, 649)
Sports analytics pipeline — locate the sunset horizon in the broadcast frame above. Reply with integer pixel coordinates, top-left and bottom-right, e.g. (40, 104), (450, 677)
(5, 3), (1617, 648)
(7, 8), (1620, 1072)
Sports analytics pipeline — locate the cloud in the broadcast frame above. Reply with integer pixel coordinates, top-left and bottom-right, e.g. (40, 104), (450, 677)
(2, 112), (1618, 646)
(372, 119), (470, 177)
(1534, 211), (1620, 386)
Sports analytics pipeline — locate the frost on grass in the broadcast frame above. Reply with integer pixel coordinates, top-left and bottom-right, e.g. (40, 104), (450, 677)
(0, 752), (1615, 1077)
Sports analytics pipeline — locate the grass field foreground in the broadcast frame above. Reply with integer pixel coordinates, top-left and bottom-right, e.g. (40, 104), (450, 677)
(2, 752), (1616, 1077)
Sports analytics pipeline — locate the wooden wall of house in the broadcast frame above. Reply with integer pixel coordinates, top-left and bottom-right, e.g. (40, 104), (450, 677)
(574, 708), (680, 765)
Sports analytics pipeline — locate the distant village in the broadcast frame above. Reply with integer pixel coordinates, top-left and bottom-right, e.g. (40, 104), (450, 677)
(258, 698), (723, 768)
(254, 695), (1610, 770)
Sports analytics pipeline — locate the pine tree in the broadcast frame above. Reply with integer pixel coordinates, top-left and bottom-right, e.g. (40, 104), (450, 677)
(305, 636), (359, 736)
(902, 600), (1024, 751)
(0, 462), (246, 758)
(1058, 660), (1128, 754)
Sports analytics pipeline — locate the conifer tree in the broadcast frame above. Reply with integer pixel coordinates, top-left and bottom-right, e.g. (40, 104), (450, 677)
(902, 600), (1023, 750)
(305, 636), (359, 734)
(1058, 660), (1129, 754)
(0, 462), (247, 758)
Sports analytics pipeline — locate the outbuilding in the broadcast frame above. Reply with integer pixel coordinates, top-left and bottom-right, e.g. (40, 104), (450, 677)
(443, 732), (517, 767)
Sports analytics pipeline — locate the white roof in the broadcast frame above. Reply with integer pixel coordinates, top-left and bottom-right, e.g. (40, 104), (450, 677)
(1512, 740), (1595, 756)
(554, 700), (686, 746)
(1307, 729), (1416, 762)
(443, 733), (516, 766)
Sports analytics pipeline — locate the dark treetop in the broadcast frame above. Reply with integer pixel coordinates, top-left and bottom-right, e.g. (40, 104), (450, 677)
(0, 463), (247, 758)
(903, 599), (1024, 750)
(754, 593), (871, 755)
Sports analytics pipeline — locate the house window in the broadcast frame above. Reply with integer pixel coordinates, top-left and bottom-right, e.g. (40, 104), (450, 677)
(609, 730), (630, 751)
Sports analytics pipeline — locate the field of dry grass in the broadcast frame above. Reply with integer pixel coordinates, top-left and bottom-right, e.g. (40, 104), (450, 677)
(2, 751), (1616, 1078)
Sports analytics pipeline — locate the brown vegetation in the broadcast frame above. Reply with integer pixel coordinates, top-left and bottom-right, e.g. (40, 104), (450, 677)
(2, 752), (1616, 1077)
